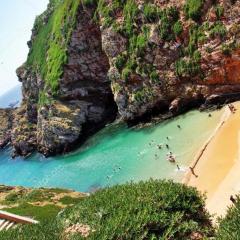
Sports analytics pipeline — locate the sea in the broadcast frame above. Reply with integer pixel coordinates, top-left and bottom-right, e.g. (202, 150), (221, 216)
(0, 86), (223, 192)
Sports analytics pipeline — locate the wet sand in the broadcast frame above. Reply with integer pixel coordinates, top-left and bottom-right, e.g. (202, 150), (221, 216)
(183, 102), (240, 217)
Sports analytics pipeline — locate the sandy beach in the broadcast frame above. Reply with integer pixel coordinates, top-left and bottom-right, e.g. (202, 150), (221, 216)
(183, 102), (240, 217)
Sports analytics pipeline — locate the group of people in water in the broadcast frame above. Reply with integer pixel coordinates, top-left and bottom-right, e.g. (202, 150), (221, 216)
(151, 124), (200, 176)
(150, 124), (183, 171)
(106, 165), (122, 180)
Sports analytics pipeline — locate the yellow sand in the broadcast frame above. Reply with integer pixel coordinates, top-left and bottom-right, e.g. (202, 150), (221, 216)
(183, 102), (240, 217)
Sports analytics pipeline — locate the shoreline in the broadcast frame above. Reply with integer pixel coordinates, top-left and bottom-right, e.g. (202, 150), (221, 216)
(183, 102), (240, 217)
(182, 106), (231, 185)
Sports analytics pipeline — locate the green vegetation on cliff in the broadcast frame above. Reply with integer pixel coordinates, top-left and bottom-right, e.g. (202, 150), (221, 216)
(184, 0), (203, 22)
(0, 186), (84, 222)
(27, 0), (81, 96)
(0, 180), (214, 240)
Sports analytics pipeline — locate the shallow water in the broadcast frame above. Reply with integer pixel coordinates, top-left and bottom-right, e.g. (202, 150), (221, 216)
(0, 108), (223, 192)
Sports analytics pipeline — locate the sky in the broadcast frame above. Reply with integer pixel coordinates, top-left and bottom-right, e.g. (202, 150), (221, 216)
(0, 0), (49, 95)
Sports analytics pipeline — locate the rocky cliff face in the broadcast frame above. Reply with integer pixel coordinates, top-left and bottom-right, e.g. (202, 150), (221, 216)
(0, 109), (13, 149)
(1, 0), (240, 157)
(101, 0), (240, 120)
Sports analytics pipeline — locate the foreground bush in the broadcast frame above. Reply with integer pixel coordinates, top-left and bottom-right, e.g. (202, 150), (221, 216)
(0, 180), (214, 239)
(216, 196), (240, 239)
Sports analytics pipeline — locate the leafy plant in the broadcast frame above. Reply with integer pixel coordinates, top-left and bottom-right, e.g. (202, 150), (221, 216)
(173, 20), (183, 37)
(184, 0), (203, 21)
(60, 180), (213, 239)
(143, 3), (159, 22)
(217, 196), (240, 239)
(215, 5), (224, 20)
(209, 21), (227, 38)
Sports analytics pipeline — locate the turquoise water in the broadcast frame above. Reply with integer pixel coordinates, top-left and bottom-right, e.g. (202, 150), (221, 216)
(0, 109), (223, 192)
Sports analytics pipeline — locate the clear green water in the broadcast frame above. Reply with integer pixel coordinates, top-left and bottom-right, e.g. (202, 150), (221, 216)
(0, 109), (223, 192)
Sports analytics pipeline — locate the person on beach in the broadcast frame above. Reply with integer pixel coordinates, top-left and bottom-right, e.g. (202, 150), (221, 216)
(177, 164), (180, 170)
(166, 144), (169, 149)
(189, 167), (198, 178)
(208, 113), (212, 117)
(229, 104), (233, 113)
(230, 195), (236, 204)
(166, 136), (170, 140)
(177, 125), (181, 129)
(228, 104), (236, 113)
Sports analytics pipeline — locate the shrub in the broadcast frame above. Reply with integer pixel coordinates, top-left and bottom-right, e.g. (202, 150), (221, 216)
(173, 20), (183, 37)
(209, 21), (227, 38)
(121, 67), (131, 81)
(82, 0), (97, 7)
(0, 219), (62, 240)
(134, 87), (154, 103)
(122, 0), (138, 36)
(215, 5), (224, 19)
(59, 196), (82, 205)
(60, 180), (213, 239)
(216, 196), (240, 239)
(0, 180), (214, 240)
(159, 14), (172, 40)
(143, 3), (159, 22)
(184, 0), (203, 22)
(175, 53), (201, 77)
(150, 70), (160, 83)
(4, 192), (24, 203)
(166, 6), (179, 22)
(115, 54), (127, 70)
(158, 8), (180, 41)
(193, 50), (201, 62)
(221, 44), (232, 56)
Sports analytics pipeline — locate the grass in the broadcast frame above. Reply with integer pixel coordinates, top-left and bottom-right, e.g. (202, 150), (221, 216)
(24, 189), (55, 202)
(27, 0), (81, 97)
(59, 196), (82, 205)
(2, 203), (61, 222)
(4, 191), (26, 203)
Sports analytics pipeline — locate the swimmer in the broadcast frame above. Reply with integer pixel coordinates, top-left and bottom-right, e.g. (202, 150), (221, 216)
(157, 144), (162, 149)
(168, 156), (176, 163)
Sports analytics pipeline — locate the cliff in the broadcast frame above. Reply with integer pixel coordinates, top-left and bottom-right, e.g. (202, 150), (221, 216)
(1, 0), (240, 156)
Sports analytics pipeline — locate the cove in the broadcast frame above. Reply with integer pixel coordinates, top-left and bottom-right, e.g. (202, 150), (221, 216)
(0, 108), (223, 193)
